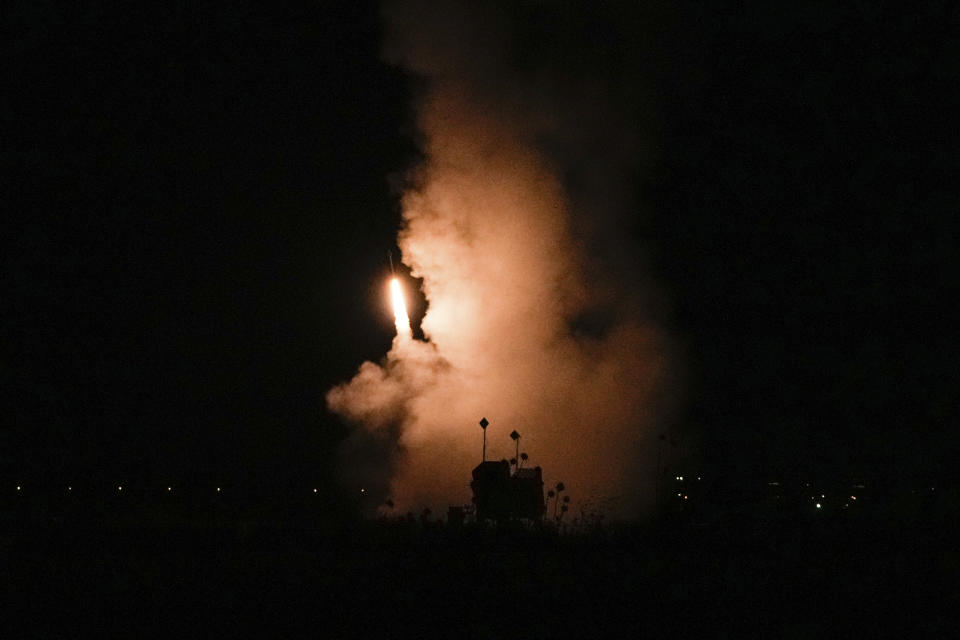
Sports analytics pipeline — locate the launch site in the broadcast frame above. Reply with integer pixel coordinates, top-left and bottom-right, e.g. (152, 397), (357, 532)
(4, 1), (957, 636)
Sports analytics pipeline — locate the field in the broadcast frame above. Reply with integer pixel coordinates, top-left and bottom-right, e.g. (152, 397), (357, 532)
(4, 498), (956, 637)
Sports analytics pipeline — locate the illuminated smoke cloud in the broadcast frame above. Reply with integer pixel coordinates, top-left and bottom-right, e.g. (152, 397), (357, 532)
(327, 1), (676, 518)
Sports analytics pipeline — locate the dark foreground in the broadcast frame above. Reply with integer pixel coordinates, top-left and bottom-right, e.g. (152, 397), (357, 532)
(4, 507), (957, 638)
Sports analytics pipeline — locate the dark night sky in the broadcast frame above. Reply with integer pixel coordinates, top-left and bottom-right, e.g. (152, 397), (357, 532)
(3, 2), (958, 502)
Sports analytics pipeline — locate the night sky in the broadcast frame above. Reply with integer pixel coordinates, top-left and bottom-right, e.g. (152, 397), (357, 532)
(4, 2), (958, 506)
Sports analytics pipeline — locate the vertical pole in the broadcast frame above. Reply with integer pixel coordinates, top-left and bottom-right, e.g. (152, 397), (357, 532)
(479, 417), (489, 464)
(656, 437), (663, 510)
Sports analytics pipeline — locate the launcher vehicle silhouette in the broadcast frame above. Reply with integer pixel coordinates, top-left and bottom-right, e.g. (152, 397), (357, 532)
(469, 419), (545, 521)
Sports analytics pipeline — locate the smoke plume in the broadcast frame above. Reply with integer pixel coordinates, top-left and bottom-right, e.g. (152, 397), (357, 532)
(327, 1), (676, 518)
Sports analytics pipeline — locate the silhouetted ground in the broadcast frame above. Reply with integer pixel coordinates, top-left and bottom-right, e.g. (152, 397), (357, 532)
(3, 502), (957, 638)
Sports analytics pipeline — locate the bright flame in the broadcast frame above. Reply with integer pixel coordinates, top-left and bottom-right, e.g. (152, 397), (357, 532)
(390, 278), (412, 339)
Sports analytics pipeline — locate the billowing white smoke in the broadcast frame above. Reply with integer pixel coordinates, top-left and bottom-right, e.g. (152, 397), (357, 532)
(327, 1), (675, 518)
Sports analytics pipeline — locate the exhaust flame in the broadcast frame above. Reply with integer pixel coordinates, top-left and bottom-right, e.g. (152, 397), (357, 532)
(390, 278), (412, 339)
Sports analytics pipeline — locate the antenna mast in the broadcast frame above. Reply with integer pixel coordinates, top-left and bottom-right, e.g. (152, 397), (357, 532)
(479, 417), (489, 463)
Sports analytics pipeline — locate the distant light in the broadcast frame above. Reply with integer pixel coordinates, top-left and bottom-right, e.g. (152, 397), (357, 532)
(850, 495), (856, 500)
(821, 494), (825, 498)
(118, 486), (122, 491)
(679, 476), (684, 481)
(683, 495), (689, 500)
(67, 486), (72, 491)
(313, 488), (318, 493)
(677, 493), (682, 497)
(816, 503), (822, 509)
(217, 487), (221, 492)
(16, 485), (21, 491)
(167, 487), (172, 492)
(697, 476), (701, 481)
(360, 488), (366, 494)
(675, 476), (680, 481)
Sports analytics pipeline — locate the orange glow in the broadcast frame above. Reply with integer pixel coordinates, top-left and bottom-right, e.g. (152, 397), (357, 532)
(390, 278), (412, 339)
(325, 48), (673, 518)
